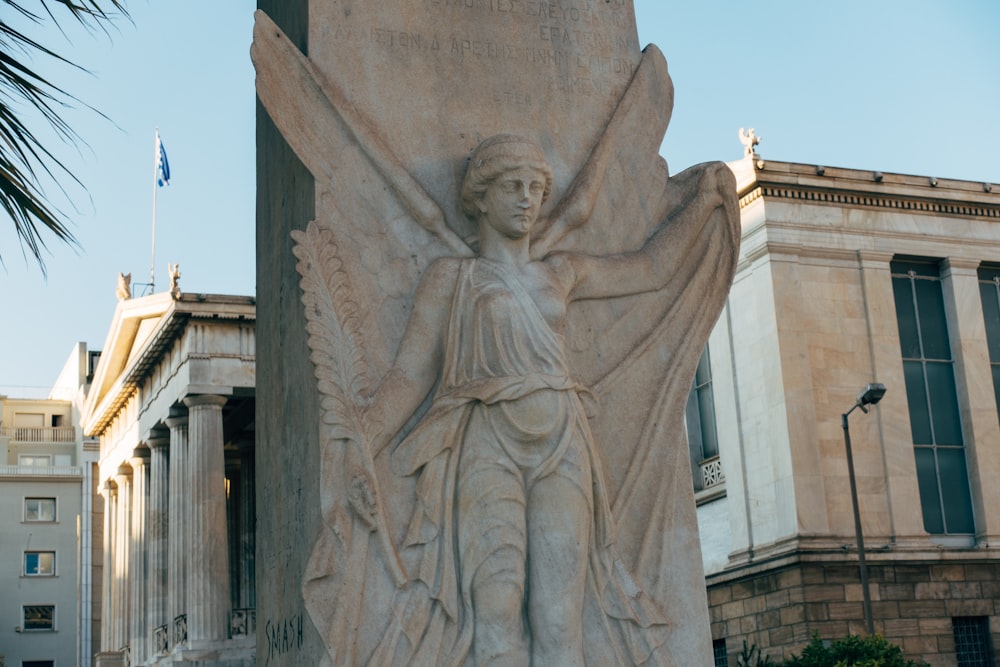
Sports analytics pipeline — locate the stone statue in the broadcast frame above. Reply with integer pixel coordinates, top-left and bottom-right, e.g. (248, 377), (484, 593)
(739, 127), (761, 157)
(253, 5), (740, 665)
(358, 134), (734, 665)
(168, 262), (181, 298)
(116, 272), (131, 301)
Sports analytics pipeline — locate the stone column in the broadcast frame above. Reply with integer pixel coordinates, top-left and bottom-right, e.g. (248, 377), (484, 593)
(100, 480), (116, 653)
(146, 433), (170, 655)
(113, 463), (133, 653)
(184, 394), (232, 644)
(856, 250), (926, 543)
(941, 258), (1000, 541)
(238, 439), (256, 611)
(165, 410), (189, 648)
(129, 447), (150, 662)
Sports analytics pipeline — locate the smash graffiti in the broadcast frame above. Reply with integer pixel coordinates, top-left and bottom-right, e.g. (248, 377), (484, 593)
(265, 614), (303, 664)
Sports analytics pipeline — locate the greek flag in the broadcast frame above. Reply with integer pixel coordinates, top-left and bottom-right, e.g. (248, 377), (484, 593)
(156, 132), (171, 187)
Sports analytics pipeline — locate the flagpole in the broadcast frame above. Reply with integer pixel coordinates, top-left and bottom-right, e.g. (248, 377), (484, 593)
(150, 128), (159, 293)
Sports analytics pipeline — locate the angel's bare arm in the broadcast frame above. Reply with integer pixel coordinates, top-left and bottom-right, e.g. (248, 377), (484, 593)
(556, 162), (737, 302)
(367, 259), (459, 455)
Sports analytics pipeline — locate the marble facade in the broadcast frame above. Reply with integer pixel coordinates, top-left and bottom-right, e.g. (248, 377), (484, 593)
(697, 151), (1000, 665)
(82, 292), (256, 667)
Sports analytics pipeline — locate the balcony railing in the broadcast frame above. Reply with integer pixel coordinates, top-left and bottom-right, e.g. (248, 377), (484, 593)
(0, 426), (76, 443)
(230, 608), (256, 638)
(700, 456), (725, 489)
(173, 614), (187, 646)
(0, 465), (81, 478)
(153, 624), (169, 655)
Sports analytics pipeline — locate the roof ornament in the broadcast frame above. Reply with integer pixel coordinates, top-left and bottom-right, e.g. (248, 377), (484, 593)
(168, 263), (181, 299)
(739, 127), (764, 170)
(116, 272), (132, 301)
(739, 127), (760, 156)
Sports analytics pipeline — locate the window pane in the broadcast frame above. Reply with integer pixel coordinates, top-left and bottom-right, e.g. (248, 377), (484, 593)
(25, 498), (56, 522)
(893, 277), (921, 358)
(914, 447), (944, 534)
(925, 362), (963, 445)
(979, 281), (1000, 362)
(903, 361), (933, 444)
(993, 366), (1000, 416)
(938, 448), (976, 534)
(914, 279), (951, 360)
(685, 387), (705, 459)
(892, 259), (939, 277)
(24, 552), (55, 576)
(695, 350), (712, 387)
(698, 387), (719, 459)
(23, 604), (55, 630)
(25, 552), (39, 574)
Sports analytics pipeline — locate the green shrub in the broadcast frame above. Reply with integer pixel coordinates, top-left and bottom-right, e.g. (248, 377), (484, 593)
(781, 633), (929, 667)
(736, 639), (777, 667)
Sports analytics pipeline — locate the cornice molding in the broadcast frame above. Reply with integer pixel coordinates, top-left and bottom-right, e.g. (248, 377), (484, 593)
(739, 184), (1000, 221)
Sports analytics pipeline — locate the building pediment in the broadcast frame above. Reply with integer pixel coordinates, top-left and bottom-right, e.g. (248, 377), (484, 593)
(82, 293), (255, 437)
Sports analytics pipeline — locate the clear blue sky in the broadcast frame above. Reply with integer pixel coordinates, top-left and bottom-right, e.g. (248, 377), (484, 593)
(2, 0), (998, 397)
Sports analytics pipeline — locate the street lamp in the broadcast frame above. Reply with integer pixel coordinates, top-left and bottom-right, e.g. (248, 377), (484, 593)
(841, 382), (886, 636)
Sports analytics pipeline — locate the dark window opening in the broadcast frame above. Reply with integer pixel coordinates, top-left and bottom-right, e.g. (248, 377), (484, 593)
(953, 616), (993, 666)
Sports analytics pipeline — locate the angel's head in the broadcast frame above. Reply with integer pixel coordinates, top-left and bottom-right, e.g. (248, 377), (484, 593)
(461, 135), (553, 238)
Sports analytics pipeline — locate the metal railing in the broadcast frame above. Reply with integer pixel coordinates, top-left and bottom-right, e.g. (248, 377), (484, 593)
(0, 426), (76, 443)
(153, 624), (169, 654)
(0, 465), (81, 478)
(230, 608), (257, 638)
(173, 614), (187, 646)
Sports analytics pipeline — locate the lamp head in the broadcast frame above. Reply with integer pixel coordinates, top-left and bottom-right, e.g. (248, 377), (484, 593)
(856, 383), (887, 412)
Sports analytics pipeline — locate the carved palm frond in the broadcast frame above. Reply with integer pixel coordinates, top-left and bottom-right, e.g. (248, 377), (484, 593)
(292, 219), (375, 444)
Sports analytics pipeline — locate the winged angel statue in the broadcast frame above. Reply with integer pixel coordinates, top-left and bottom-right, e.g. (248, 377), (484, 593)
(253, 9), (740, 667)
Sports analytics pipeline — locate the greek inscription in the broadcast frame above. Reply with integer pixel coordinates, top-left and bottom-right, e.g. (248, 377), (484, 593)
(526, 48), (570, 66)
(264, 614), (304, 666)
(547, 74), (622, 97)
(371, 27), (441, 51)
(424, 0), (631, 30)
(493, 90), (532, 106)
(450, 36), (517, 60)
(539, 25), (634, 50)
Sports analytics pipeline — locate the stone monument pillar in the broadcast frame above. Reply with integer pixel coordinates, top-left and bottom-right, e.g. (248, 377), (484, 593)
(255, 1), (739, 664)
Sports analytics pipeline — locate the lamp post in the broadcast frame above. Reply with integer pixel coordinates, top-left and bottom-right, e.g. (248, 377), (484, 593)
(841, 382), (886, 636)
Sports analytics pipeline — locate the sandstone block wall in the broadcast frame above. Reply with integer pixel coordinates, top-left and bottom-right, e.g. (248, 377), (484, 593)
(708, 560), (1000, 666)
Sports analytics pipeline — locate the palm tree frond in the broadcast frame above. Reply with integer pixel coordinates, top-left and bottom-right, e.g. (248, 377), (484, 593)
(0, 0), (130, 275)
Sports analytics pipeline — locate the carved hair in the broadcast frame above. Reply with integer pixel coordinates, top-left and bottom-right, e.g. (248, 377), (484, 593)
(460, 134), (553, 221)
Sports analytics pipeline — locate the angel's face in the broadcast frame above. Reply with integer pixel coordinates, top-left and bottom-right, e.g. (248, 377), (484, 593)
(478, 167), (547, 239)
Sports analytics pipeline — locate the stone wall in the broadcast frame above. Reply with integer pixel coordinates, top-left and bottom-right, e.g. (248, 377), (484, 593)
(708, 559), (1000, 666)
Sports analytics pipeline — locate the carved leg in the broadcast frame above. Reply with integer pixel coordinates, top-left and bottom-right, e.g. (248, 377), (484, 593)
(526, 464), (591, 667)
(458, 422), (530, 667)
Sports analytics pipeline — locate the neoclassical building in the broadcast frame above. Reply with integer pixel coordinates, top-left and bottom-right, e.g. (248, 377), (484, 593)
(82, 290), (256, 667)
(694, 145), (1000, 665)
